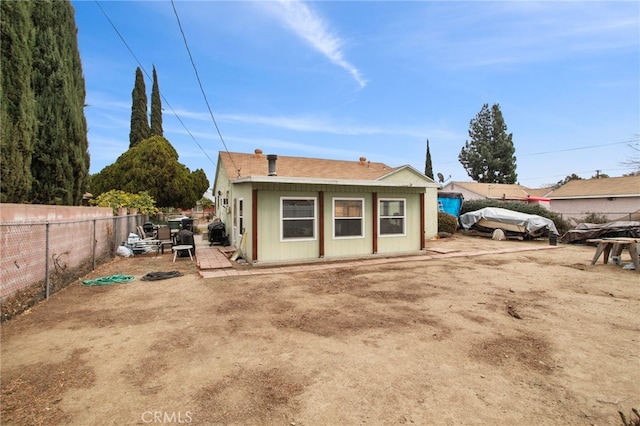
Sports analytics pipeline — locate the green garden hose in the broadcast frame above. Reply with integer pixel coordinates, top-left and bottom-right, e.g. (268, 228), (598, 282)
(82, 275), (136, 286)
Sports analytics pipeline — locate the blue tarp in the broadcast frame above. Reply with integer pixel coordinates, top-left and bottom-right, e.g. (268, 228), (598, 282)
(438, 192), (464, 217)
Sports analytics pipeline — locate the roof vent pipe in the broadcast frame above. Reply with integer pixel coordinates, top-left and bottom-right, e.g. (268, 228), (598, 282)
(267, 154), (278, 176)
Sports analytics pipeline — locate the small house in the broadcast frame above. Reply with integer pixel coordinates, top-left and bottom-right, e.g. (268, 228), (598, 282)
(544, 175), (640, 222)
(441, 181), (551, 208)
(212, 150), (441, 264)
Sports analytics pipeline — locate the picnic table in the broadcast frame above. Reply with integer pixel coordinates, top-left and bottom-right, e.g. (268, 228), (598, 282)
(587, 237), (639, 273)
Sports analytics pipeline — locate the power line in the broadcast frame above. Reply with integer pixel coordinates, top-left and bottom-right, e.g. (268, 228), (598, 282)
(93, 1), (216, 170)
(170, 0), (240, 176)
(436, 137), (640, 165)
(520, 138), (639, 157)
(517, 166), (635, 183)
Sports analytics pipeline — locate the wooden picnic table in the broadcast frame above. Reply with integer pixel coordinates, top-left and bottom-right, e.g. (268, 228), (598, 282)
(587, 237), (640, 273)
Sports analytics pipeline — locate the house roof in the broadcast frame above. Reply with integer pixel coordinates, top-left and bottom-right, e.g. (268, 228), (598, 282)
(445, 182), (535, 199)
(219, 151), (405, 181)
(527, 187), (555, 198)
(548, 175), (640, 199)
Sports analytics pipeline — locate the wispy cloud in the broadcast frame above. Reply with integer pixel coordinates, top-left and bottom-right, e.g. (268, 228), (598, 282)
(394, 2), (639, 69)
(169, 108), (459, 140)
(266, 0), (366, 88)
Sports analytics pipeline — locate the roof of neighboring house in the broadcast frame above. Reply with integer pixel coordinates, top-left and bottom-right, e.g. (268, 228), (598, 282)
(547, 175), (640, 199)
(527, 187), (555, 197)
(219, 151), (404, 181)
(444, 182), (535, 199)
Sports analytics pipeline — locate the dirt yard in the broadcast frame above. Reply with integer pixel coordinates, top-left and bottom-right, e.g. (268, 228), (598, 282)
(1, 235), (639, 425)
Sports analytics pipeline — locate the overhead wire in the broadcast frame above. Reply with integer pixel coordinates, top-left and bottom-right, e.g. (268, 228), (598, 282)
(93, 0), (216, 170)
(170, 0), (241, 176)
(90, 2), (637, 182)
(436, 136), (639, 184)
(520, 137), (639, 157)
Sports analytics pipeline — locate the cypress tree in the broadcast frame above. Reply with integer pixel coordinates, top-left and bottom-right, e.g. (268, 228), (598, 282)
(424, 139), (434, 180)
(150, 65), (163, 137)
(29, 0), (89, 205)
(129, 67), (149, 148)
(1, 0), (36, 203)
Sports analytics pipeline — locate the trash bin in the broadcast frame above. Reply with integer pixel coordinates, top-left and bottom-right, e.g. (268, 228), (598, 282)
(168, 219), (182, 232)
(181, 218), (195, 232)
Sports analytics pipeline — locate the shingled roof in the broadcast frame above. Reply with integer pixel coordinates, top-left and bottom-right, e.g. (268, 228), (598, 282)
(548, 175), (640, 198)
(219, 151), (400, 181)
(446, 182), (535, 199)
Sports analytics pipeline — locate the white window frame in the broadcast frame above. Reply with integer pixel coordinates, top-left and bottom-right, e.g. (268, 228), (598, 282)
(332, 197), (365, 239)
(379, 198), (406, 237)
(280, 196), (317, 242)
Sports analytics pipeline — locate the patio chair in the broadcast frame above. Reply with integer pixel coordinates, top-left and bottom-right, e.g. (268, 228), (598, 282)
(155, 226), (173, 254)
(136, 225), (155, 240)
(173, 229), (195, 260)
(129, 226), (161, 255)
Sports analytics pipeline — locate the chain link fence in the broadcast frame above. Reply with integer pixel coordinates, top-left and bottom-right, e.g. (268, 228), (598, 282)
(557, 211), (638, 227)
(0, 214), (146, 321)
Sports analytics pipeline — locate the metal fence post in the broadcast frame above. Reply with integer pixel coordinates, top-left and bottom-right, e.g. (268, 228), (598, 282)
(92, 219), (97, 271)
(45, 223), (50, 299)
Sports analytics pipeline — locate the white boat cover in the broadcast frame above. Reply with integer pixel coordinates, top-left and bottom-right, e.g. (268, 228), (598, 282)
(459, 207), (558, 236)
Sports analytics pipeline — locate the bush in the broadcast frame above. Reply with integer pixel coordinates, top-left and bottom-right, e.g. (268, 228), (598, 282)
(459, 199), (571, 235)
(92, 189), (158, 215)
(580, 212), (608, 224)
(438, 212), (458, 234)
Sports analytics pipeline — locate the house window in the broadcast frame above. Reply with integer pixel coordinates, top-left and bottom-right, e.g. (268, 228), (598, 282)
(281, 198), (316, 240)
(333, 198), (364, 238)
(379, 198), (406, 236)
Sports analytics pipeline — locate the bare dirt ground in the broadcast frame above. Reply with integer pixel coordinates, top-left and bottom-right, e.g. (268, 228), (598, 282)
(1, 234), (639, 426)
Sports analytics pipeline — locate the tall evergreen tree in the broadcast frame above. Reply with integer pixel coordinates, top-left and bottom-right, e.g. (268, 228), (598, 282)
(424, 139), (434, 180)
(458, 103), (517, 184)
(129, 67), (149, 148)
(1, 0), (36, 203)
(29, 0), (89, 205)
(150, 65), (163, 137)
(91, 136), (209, 208)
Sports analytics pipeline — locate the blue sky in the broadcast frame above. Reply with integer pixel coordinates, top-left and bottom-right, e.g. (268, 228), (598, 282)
(73, 0), (640, 189)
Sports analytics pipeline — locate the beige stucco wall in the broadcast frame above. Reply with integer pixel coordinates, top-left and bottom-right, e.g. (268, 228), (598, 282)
(441, 185), (483, 201)
(550, 197), (640, 222)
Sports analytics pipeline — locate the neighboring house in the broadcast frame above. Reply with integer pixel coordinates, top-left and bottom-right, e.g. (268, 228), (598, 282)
(441, 182), (551, 208)
(212, 149), (441, 264)
(544, 175), (640, 222)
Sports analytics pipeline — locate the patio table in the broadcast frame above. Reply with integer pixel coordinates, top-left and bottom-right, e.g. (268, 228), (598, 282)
(587, 237), (639, 273)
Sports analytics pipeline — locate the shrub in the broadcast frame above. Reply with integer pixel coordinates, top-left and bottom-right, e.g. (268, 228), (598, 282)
(580, 212), (608, 224)
(92, 189), (158, 215)
(459, 199), (571, 235)
(438, 212), (458, 234)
